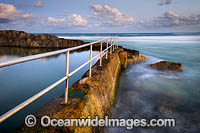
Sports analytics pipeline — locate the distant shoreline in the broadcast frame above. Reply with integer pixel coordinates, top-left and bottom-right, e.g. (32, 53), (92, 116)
(0, 30), (112, 53)
(0, 30), (87, 48)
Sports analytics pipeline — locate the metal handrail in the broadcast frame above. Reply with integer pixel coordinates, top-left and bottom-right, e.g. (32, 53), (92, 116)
(0, 38), (110, 68)
(0, 36), (119, 123)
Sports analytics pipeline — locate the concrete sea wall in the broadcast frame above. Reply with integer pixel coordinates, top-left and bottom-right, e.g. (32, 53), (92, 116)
(18, 48), (146, 133)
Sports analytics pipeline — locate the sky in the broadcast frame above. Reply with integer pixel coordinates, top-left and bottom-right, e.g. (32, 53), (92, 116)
(0, 0), (200, 33)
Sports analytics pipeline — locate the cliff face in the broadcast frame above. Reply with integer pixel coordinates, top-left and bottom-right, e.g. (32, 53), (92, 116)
(0, 30), (86, 48)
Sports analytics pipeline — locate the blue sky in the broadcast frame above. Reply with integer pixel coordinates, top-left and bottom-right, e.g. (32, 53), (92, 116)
(0, 0), (200, 33)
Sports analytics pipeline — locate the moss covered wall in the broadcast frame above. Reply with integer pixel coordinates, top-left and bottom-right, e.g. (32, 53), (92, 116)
(18, 48), (146, 133)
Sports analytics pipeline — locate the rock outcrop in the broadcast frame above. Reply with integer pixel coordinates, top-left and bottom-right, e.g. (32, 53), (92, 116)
(150, 61), (183, 71)
(0, 30), (107, 49)
(17, 48), (146, 133)
(119, 49), (147, 69)
(119, 51), (128, 69)
(123, 48), (147, 64)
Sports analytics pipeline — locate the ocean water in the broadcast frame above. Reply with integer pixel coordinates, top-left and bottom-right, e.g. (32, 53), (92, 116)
(0, 33), (200, 132)
(57, 33), (200, 132)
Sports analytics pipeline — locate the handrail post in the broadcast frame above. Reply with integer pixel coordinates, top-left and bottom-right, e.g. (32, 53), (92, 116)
(115, 37), (117, 49)
(89, 44), (92, 77)
(117, 37), (118, 48)
(110, 38), (112, 54)
(114, 37), (115, 49)
(65, 50), (69, 104)
(100, 41), (102, 66)
(118, 36), (119, 48)
(106, 40), (108, 59)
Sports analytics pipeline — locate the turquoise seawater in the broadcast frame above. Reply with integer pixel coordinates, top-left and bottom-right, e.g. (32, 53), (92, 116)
(57, 33), (200, 132)
(107, 40), (200, 132)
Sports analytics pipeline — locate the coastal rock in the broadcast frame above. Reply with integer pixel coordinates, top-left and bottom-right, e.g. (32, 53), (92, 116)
(128, 54), (147, 64)
(123, 48), (147, 63)
(124, 48), (139, 56)
(0, 30), (86, 48)
(0, 30), (114, 50)
(118, 48), (147, 69)
(150, 61), (183, 71)
(119, 51), (128, 68)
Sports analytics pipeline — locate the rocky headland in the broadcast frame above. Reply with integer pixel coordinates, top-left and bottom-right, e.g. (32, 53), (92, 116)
(0, 30), (107, 49)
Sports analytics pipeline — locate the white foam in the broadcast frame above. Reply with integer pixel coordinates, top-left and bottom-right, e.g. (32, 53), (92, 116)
(161, 75), (178, 79)
(58, 35), (200, 44)
(119, 36), (200, 43)
(139, 74), (154, 79)
(58, 36), (110, 41)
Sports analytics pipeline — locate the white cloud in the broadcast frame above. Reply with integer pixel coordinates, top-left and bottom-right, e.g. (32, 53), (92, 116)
(0, 3), (34, 23)
(135, 11), (200, 33)
(155, 11), (200, 27)
(47, 17), (65, 26)
(34, 1), (43, 8)
(90, 4), (134, 26)
(69, 14), (87, 26)
(47, 14), (87, 27)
